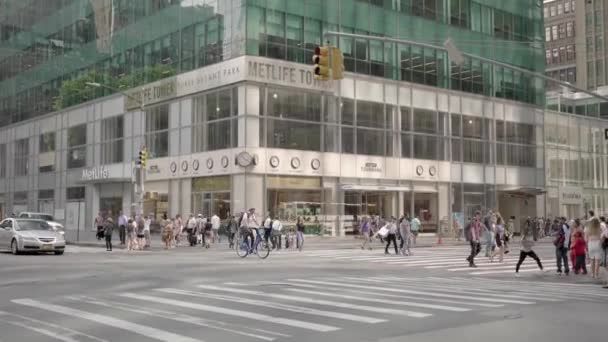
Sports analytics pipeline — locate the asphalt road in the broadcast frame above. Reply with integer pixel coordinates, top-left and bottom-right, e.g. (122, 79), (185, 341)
(1, 243), (606, 342)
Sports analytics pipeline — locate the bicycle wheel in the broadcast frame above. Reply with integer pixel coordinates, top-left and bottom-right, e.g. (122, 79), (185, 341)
(256, 241), (271, 259)
(236, 239), (249, 258)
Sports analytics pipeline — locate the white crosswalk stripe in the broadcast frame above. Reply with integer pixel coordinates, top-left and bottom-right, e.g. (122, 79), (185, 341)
(285, 245), (561, 276)
(8, 275), (608, 342)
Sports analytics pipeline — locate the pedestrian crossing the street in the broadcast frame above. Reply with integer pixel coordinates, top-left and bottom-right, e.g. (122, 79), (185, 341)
(4, 276), (608, 342)
(290, 245), (561, 275)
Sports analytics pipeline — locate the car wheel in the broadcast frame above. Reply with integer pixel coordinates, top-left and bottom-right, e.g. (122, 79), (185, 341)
(11, 239), (20, 255)
(54, 250), (64, 255)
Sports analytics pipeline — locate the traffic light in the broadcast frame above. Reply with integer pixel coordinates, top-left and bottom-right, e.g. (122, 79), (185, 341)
(313, 46), (330, 80)
(138, 149), (147, 167)
(330, 46), (344, 80)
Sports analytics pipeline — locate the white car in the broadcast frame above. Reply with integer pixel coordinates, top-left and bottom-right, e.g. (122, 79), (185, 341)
(0, 218), (66, 255)
(18, 212), (64, 234)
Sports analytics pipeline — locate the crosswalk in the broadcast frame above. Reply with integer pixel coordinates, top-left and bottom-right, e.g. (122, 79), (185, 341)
(290, 245), (560, 275)
(4, 276), (607, 342)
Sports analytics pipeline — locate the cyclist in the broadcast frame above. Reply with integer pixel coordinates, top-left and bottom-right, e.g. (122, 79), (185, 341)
(240, 208), (258, 251)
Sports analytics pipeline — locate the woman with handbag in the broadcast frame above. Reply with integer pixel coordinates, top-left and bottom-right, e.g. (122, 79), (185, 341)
(585, 217), (603, 280)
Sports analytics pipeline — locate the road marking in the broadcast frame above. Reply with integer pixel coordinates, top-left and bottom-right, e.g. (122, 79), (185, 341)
(11, 298), (202, 342)
(0, 317), (81, 342)
(370, 277), (562, 302)
(283, 288), (471, 312)
(156, 287), (378, 323)
(470, 267), (556, 275)
(287, 279), (536, 305)
(281, 282), (503, 308)
(0, 310), (109, 342)
(120, 292), (340, 332)
(71, 296), (278, 341)
(195, 284), (431, 318)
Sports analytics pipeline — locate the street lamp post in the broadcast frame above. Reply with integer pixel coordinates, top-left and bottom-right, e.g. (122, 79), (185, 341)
(85, 82), (147, 218)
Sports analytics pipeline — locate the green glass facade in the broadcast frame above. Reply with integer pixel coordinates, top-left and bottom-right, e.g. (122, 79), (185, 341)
(0, 0), (544, 127)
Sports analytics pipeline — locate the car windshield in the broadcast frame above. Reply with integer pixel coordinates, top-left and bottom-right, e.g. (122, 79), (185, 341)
(30, 214), (54, 221)
(15, 220), (52, 231)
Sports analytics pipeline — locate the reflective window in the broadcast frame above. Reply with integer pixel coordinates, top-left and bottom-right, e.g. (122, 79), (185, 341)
(266, 119), (321, 151)
(413, 108), (438, 134)
(357, 101), (384, 128)
(0, 144), (5, 177)
(267, 88), (321, 122)
(66, 187), (85, 201)
(67, 124), (86, 169)
(357, 128), (384, 156)
(402, 133), (411, 158)
(39, 132), (55, 173)
(145, 104), (169, 158)
(15, 138), (29, 176)
(413, 135), (437, 160)
(341, 99), (355, 126)
(401, 107), (411, 131)
(100, 116), (124, 164)
(193, 88), (238, 152)
(39, 132), (55, 153)
(342, 127), (355, 154)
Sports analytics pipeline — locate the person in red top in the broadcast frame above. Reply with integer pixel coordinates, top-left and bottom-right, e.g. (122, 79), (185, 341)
(571, 230), (588, 275)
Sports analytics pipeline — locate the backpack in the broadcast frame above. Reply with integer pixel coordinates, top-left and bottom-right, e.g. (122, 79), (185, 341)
(464, 222), (472, 242)
(553, 228), (565, 248)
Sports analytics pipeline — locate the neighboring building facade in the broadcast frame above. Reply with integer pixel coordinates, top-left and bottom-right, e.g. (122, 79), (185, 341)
(544, 0), (608, 90)
(0, 0), (572, 240)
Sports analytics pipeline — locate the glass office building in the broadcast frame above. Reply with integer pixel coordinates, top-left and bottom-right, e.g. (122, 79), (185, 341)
(0, 0), (567, 239)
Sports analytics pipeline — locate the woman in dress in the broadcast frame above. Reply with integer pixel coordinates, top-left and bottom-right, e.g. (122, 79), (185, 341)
(174, 214), (183, 247)
(162, 218), (174, 250)
(491, 215), (506, 263)
(585, 217), (603, 279)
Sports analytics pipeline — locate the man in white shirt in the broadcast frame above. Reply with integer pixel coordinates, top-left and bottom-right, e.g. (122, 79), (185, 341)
(272, 217), (283, 250)
(263, 214), (273, 246)
(211, 214), (221, 243)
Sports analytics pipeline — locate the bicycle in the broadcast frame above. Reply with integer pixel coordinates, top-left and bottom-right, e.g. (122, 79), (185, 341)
(236, 228), (271, 259)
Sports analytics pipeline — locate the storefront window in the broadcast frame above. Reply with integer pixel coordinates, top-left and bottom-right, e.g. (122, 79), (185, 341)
(192, 176), (231, 219)
(38, 189), (54, 214)
(67, 124), (86, 169)
(267, 176), (323, 234)
(413, 192), (438, 232)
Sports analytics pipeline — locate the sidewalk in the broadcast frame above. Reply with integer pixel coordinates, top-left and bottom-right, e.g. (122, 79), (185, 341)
(67, 233), (554, 250)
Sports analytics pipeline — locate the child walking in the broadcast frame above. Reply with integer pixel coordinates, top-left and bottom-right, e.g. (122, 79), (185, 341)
(571, 230), (588, 275)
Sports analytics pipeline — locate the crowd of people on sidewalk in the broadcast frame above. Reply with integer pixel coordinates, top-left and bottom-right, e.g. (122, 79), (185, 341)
(463, 209), (608, 288)
(357, 214), (422, 256)
(92, 207), (307, 253)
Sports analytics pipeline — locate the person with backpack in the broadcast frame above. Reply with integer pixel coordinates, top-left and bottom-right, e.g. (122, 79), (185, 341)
(553, 217), (571, 276)
(465, 211), (483, 268)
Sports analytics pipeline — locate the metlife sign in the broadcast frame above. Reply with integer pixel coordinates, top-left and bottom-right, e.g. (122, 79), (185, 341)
(124, 56), (336, 110)
(81, 166), (110, 181)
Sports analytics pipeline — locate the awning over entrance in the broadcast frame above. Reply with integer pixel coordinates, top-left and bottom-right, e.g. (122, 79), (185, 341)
(340, 184), (411, 192)
(498, 186), (546, 196)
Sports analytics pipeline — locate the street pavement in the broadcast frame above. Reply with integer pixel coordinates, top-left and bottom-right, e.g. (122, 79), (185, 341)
(1, 242), (606, 342)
